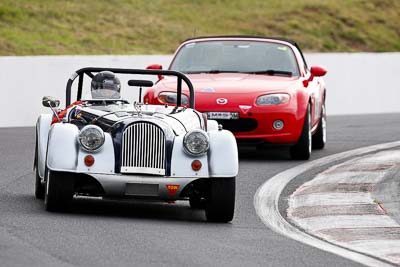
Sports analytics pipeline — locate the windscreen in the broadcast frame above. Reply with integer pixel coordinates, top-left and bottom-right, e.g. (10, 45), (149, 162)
(79, 73), (159, 102)
(170, 41), (300, 76)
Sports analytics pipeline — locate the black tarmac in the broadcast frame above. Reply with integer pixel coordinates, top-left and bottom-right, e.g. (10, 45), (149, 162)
(1, 113), (400, 266)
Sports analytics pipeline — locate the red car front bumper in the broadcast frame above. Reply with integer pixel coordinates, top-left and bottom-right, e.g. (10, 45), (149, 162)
(202, 106), (304, 145)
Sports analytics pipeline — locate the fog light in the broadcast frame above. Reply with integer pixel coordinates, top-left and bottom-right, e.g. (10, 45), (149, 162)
(191, 160), (202, 171)
(84, 155), (95, 167)
(273, 120), (284, 130)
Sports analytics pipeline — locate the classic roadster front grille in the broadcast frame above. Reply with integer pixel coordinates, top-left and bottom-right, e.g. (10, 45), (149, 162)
(121, 122), (166, 175)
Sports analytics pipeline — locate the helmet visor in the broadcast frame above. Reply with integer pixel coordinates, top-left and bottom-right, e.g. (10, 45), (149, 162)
(92, 79), (121, 91)
(91, 78), (121, 99)
(91, 88), (121, 99)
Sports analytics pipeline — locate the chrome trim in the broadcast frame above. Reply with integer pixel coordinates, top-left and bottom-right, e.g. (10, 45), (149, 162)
(121, 122), (166, 175)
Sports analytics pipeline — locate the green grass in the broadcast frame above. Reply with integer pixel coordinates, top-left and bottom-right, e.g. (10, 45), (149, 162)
(0, 0), (399, 55)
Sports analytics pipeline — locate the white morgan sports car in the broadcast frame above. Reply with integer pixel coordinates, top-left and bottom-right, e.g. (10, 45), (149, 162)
(34, 68), (238, 222)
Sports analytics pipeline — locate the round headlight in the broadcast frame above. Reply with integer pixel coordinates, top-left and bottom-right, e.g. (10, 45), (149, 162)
(183, 130), (209, 156)
(78, 125), (105, 151)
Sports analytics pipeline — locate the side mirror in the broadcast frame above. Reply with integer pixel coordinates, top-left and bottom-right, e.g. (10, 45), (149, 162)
(42, 96), (60, 108)
(146, 64), (162, 70)
(303, 66), (327, 87)
(310, 66), (327, 77)
(146, 64), (164, 81)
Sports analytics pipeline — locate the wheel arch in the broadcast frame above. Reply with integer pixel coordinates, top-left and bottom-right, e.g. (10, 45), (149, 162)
(36, 114), (53, 179)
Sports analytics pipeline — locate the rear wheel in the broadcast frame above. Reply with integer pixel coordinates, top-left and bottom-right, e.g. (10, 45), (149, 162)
(44, 171), (74, 212)
(290, 105), (311, 160)
(205, 178), (235, 222)
(312, 104), (326, 149)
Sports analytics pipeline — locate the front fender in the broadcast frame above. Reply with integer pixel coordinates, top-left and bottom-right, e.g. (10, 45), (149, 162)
(293, 88), (311, 139)
(207, 120), (219, 131)
(170, 135), (209, 177)
(169, 128), (239, 178)
(296, 88), (310, 121)
(46, 123), (115, 174)
(208, 129), (238, 177)
(36, 114), (53, 179)
(47, 123), (80, 171)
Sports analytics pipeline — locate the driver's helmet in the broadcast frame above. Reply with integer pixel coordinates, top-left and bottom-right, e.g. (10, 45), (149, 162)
(91, 71), (121, 99)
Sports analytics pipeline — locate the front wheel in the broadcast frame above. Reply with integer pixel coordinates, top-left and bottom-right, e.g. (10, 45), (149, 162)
(35, 168), (45, 200)
(189, 197), (206, 209)
(34, 141), (45, 200)
(44, 171), (74, 212)
(290, 105), (311, 160)
(205, 178), (235, 222)
(312, 104), (327, 149)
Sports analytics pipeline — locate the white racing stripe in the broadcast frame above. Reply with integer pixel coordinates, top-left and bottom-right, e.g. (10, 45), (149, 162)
(254, 141), (400, 267)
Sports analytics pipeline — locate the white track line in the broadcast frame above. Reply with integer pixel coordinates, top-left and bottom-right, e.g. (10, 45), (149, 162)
(290, 192), (372, 208)
(254, 141), (400, 267)
(311, 171), (386, 184)
(296, 215), (399, 231)
(349, 240), (400, 257)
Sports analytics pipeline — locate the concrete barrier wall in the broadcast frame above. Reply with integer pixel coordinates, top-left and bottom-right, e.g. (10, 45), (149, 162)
(0, 53), (399, 127)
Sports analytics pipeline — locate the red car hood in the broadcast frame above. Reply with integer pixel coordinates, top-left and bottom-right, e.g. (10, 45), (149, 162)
(158, 73), (300, 94)
(152, 73), (302, 111)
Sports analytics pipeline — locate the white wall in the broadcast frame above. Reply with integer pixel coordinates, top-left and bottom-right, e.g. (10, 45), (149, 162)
(0, 55), (172, 128)
(306, 53), (400, 116)
(0, 53), (399, 127)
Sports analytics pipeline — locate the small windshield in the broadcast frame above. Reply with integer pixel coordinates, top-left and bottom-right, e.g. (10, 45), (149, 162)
(87, 89), (122, 100)
(79, 75), (141, 102)
(170, 41), (300, 76)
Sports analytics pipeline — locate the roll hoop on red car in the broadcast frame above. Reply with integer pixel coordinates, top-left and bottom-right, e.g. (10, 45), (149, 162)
(144, 36), (328, 160)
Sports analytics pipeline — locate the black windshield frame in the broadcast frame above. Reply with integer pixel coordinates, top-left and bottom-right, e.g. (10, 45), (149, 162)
(66, 68), (195, 108)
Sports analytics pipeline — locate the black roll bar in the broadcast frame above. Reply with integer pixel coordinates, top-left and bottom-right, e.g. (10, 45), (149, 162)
(66, 67), (195, 108)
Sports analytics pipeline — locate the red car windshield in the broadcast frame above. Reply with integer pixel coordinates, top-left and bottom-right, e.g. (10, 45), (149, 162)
(170, 40), (300, 77)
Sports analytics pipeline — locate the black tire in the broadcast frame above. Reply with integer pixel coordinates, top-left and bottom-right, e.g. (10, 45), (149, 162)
(44, 170), (74, 212)
(35, 168), (45, 200)
(34, 140), (45, 200)
(312, 104), (326, 149)
(205, 178), (235, 222)
(290, 105), (311, 160)
(189, 197), (206, 209)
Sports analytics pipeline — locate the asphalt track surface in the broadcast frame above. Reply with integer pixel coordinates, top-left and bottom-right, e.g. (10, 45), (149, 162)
(1, 113), (400, 267)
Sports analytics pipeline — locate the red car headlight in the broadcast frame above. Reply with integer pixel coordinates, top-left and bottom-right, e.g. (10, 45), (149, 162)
(158, 92), (189, 105)
(256, 93), (290, 106)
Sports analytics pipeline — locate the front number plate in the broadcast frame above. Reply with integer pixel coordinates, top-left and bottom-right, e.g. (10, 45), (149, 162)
(207, 112), (239, 120)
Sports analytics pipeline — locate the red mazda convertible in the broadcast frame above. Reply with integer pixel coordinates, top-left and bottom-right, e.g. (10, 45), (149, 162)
(144, 36), (327, 159)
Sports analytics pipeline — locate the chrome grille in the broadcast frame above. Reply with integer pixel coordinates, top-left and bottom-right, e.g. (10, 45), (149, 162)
(121, 122), (166, 175)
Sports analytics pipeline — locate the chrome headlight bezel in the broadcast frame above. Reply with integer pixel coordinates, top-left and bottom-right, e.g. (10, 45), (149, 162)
(183, 129), (210, 156)
(256, 93), (290, 106)
(78, 125), (105, 152)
